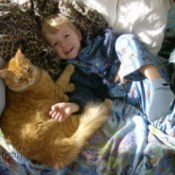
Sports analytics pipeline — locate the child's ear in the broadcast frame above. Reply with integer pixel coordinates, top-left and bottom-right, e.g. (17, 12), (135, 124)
(76, 29), (83, 41)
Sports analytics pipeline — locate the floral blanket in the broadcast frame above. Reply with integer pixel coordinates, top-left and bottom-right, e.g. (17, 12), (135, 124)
(0, 0), (175, 175)
(1, 99), (175, 175)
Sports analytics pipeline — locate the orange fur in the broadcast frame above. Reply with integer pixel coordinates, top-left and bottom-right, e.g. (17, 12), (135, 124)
(0, 49), (111, 168)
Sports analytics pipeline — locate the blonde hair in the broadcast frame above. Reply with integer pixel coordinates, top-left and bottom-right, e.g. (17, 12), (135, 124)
(42, 14), (76, 34)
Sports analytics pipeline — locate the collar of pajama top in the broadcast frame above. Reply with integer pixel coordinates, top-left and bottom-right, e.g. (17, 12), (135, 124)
(67, 33), (128, 98)
(67, 34), (120, 83)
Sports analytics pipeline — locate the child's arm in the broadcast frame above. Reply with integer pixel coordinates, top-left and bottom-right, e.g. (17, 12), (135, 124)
(49, 67), (107, 122)
(114, 64), (127, 84)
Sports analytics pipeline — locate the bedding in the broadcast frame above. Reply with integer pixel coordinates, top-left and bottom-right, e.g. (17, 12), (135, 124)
(0, 57), (5, 116)
(0, 0), (175, 175)
(75, 0), (172, 55)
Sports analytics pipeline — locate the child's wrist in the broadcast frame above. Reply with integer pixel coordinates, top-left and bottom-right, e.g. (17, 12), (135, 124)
(70, 103), (80, 113)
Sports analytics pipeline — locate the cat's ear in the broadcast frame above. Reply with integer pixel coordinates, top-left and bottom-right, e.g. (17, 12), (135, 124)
(15, 49), (25, 63)
(0, 69), (11, 79)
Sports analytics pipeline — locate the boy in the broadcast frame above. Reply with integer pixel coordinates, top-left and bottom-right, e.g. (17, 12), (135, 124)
(42, 15), (174, 122)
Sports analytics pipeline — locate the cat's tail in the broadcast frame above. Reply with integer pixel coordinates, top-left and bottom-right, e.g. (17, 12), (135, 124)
(74, 99), (112, 143)
(53, 99), (112, 169)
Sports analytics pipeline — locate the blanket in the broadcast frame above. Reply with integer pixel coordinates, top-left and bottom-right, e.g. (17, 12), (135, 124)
(0, 100), (175, 175)
(0, 0), (175, 175)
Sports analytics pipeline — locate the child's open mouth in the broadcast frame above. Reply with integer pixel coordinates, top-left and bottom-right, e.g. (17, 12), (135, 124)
(65, 47), (73, 55)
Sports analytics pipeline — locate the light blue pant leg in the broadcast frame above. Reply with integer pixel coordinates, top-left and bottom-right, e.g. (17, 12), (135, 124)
(115, 34), (173, 121)
(0, 57), (6, 116)
(114, 34), (155, 117)
(115, 34), (168, 81)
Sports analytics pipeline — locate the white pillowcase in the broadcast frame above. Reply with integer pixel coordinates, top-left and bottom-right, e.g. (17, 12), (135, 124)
(0, 57), (6, 116)
(76, 0), (171, 55)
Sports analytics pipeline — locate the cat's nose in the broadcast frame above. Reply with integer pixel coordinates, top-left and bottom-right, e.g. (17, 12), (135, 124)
(28, 78), (33, 82)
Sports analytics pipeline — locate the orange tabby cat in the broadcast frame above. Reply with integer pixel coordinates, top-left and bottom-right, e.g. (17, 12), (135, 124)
(0, 49), (111, 168)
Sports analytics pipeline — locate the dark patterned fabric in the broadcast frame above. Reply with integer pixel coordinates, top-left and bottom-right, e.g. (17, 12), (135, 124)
(0, 0), (108, 80)
(0, 0), (61, 80)
(58, 0), (108, 37)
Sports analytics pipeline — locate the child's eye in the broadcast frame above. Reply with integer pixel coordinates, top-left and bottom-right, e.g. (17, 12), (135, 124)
(65, 34), (70, 38)
(53, 42), (58, 48)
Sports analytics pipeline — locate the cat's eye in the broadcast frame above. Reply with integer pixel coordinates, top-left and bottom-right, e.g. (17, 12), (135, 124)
(24, 67), (30, 73)
(27, 67), (30, 73)
(17, 77), (24, 82)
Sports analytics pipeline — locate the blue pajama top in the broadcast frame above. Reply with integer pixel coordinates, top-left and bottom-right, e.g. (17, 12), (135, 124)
(67, 30), (169, 114)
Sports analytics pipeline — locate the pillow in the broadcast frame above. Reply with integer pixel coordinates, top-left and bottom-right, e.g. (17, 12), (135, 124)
(0, 57), (6, 116)
(166, 3), (175, 34)
(75, 0), (172, 55)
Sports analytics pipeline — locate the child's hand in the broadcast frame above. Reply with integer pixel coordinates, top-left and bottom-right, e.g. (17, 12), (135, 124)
(114, 64), (127, 84)
(49, 102), (79, 122)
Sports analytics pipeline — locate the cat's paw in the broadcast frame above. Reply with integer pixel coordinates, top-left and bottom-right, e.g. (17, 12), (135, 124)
(63, 95), (69, 102)
(104, 99), (112, 110)
(65, 64), (74, 74)
(66, 83), (75, 92)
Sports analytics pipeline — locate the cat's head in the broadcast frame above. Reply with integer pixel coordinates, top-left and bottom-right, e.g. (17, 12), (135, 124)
(0, 49), (38, 92)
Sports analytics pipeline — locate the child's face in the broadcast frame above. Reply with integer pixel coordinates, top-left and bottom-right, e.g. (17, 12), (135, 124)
(44, 23), (82, 60)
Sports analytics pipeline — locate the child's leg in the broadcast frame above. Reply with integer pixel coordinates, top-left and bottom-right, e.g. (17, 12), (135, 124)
(115, 34), (168, 81)
(146, 77), (174, 122)
(139, 64), (161, 82)
(140, 64), (174, 121)
(115, 34), (174, 122)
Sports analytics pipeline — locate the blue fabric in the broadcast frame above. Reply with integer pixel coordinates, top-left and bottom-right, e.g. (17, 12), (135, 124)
(147, 78), (174, 122)
(67, 30), (172, 119)
(68, 67), (108, 112)
(1, 30), (175, 175)
(1, 101), (175, 175)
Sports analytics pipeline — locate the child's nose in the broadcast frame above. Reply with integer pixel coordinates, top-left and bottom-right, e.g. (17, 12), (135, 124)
(60, 41), (67, 48)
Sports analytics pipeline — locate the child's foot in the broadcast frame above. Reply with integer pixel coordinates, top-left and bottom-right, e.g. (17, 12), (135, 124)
(147, 78), (174, 122)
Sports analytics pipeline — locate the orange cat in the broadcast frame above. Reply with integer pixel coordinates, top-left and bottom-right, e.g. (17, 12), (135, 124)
(0, 49), (111, 168)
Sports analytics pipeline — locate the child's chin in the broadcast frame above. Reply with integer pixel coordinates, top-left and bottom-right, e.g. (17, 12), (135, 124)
(67, 55), (77, 60)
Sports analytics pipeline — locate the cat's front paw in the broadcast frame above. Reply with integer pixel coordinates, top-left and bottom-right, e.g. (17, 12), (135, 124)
(65, 64), (74, 74)
(63, 95), (69, 102)
(67, 83), (75, 92)
(104, 99), (112, 110)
